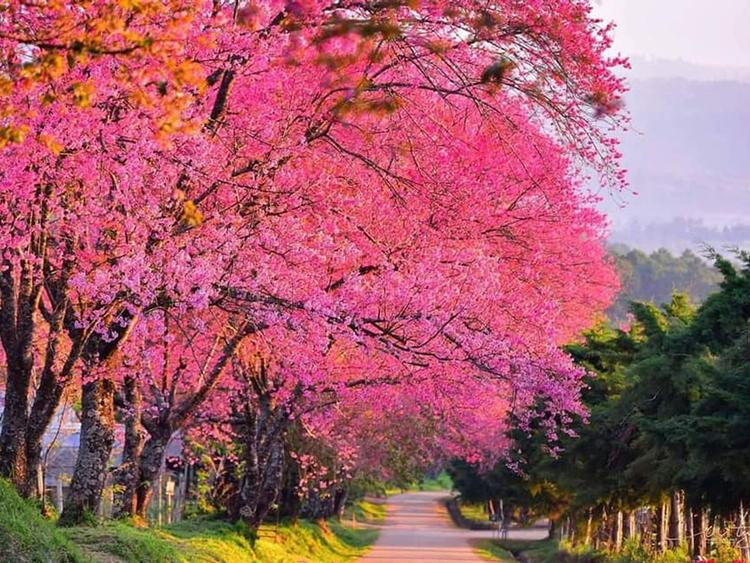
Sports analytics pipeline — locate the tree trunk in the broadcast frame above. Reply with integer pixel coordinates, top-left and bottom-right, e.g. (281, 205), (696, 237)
(0, 364), (32, 492)
(134, 429), (172, 520)
(237, 428), (285, 528)
(669, 490), (685, 547)
(698, 508), (708, 557)
(615, 510), (624, 551)
(627, 511), (637, 540)
(113, 376), (145, 519)
(585, 507), (593, 545)
(333, 488), (348, 521)
(658, 498), (670, 553)
(739, 501), (750, 561)
(59, 377), (116, 525)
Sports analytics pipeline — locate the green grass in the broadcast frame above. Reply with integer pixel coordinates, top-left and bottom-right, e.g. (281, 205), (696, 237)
(472, 539), (517, 562)
(1, 480), (379, 563)
(253, 519), (378, 563)
(383, 470), (454, 495)
(476, 539), (568, 563)
(64, 515), (379, 563)
(418, 470), (453, 492)
(345, 499), (386, 524)
(457, 500), (488, 524)
(0, 479), (85, 562)
(65, 522), (188, 562)
(479, 538), (714, 563)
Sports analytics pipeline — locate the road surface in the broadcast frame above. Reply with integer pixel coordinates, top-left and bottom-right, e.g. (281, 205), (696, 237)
(358, 492), (547, 562)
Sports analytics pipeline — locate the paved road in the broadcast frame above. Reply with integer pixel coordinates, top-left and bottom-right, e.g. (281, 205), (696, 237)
(358, 492), (547, 562)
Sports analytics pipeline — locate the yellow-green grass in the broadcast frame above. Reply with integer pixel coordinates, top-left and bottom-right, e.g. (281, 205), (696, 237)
(1, 479), (380, 563)
(473, 539), (560, 563)
(0, 479), (84, 562)
(457, 500), (488, 524)
(472, 539), (517, 562)
(345, 499), (386, 524)
(65, 512), (380, 563)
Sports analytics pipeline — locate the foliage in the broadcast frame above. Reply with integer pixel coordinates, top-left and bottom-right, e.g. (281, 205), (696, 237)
(418, 471), (454, 492)
(0, 0), (626, 543)
(608, 246), (721, 323)
(452, 252), (750, 558)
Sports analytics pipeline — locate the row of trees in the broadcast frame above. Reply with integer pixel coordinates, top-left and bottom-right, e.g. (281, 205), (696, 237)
(0, 0), (625, 531)
(451, 253), (750, 560)
(607, 246), (722, 323)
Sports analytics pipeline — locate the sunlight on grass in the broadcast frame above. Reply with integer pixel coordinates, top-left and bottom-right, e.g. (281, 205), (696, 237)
(472, 539), (516, 562)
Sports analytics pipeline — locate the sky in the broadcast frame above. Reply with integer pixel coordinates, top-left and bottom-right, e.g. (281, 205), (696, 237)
(593, 0), (750, 69)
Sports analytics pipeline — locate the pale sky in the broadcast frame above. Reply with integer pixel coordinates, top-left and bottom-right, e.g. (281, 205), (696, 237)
(593, 0), (750, 68)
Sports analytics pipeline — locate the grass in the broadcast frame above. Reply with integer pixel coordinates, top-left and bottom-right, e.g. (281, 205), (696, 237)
(1, 480), (380, 563)
(457, 500), (488, 524)
(474, 539), (570, 563)
(65, 513), (380, 563)
(345, 499), (386, 524)
(472, 539), (517, 562)
(476, 538), (730, 563)
(384, 470), (454, 496)
(0, 479), (84, 562)
(65, 517), (379, 563)
(418, 470), (454, 492)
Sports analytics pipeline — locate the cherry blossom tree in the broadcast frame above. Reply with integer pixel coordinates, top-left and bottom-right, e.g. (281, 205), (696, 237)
(0, 0), (626, 523)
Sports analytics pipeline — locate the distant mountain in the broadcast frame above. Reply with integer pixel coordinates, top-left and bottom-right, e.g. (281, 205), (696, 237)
(626, 56), (750, 83)
(599, 60), (750, 253)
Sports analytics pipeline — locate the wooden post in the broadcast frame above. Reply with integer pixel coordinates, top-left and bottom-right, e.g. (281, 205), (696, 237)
(166, 478), (175, 524)
(615, 510), (624, 552)
(55, 478), (64, 513)
(157, 473), (163, 527)
(175, 466), (188, 522)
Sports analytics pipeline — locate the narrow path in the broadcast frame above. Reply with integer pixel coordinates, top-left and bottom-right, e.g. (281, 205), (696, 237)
(359, 492), (549, 562)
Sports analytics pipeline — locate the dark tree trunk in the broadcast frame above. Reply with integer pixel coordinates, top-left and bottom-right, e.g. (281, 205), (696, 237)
(279, 457), (302, 522)
(113, 376), (145, 519)
(236, 428), (285, 528)
(59, 377), (116, 526)
(134, 429), (172, 520)
(333, 488), (348, 520)
(0, 364), (31, 491)
(301, 488), (336, 521)
(24, 350), (77, 499)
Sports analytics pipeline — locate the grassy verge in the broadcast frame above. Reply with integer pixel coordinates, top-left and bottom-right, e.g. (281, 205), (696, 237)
(494, 539), (560, 562)
(0, 479), (84, 562)
(345, 499), (386, 523)
(1, 480), (380, 563)
(457, 500), (488, 525)
(472, 539), (517, 562)
(66, 516), (379, 563)
(473, 538), (594, 563)
(474, 538), (718, 563)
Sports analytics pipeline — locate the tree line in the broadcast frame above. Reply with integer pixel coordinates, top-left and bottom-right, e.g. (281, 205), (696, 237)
(451, 252), (750, 561)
